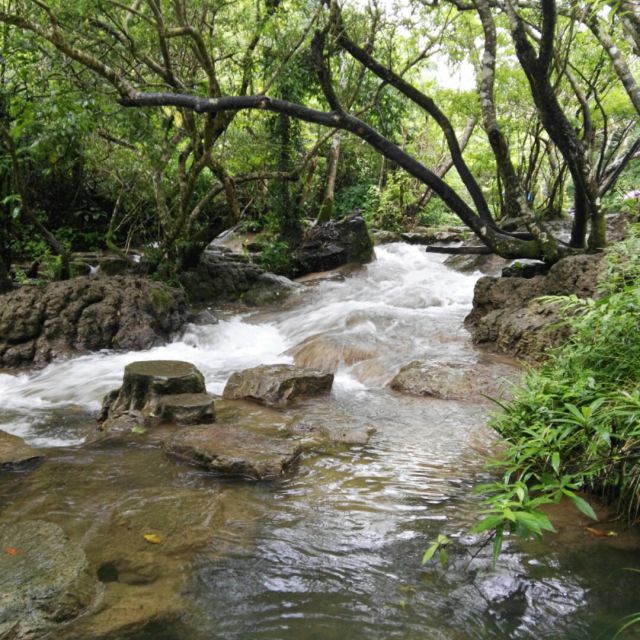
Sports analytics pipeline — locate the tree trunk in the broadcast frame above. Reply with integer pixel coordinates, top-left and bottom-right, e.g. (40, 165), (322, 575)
(317, 131), (341, 223)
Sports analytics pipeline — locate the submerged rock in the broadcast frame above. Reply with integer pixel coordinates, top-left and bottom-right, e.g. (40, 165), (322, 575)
(390, 359), (520, 401)
(293, 214), (374, 275)
(223, 364), (334, 406)
(0, 277), (187, 369)
(0, 430), (44, 469)
(165, 424), (305, 480)
(287, 333), (378, 372)
(390, 361), (475, 399)
(98, 360), (214, 433)
(0, 520), (99, 639)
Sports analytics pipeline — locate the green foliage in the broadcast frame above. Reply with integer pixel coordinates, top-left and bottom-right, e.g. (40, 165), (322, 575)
(473, 225), (640, 557)
(422, 534), (451, 567)
(416, 200), (459, 228)
(256, 239), (292, 274)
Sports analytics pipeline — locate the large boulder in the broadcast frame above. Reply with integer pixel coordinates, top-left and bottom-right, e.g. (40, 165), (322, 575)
(98, 360), (215, 433)
(0, 430), (44, 469)
(0, 277), (187, 369)
(223, 364), (334, 406)
(165, 424), (305, 480)
(465, 254), (604, 360)
(293, 214), (374, 275)
(180, 246), (297, 305)
(0, 520), (99, 639)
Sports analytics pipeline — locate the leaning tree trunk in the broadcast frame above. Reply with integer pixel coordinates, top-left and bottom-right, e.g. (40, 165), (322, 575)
(505, 0), (605, 250)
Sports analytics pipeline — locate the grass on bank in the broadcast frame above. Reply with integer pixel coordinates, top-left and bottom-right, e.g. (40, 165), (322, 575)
(470, 224), (640, 561)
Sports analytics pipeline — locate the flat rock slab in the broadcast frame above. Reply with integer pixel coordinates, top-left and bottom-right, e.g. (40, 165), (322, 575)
(165, 424), (305, 480)
(0, 430), (43, 469)
(390, 360), (519, 401)
(0, 520), (99, 639)
(223, 364), (333, 406)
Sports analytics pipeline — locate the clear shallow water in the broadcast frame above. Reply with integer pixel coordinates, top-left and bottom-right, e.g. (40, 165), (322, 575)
(1, 243), (640, 639)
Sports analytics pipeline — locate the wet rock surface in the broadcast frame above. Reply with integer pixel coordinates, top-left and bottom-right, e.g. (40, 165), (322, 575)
(180, 246), (298, 305)
(0, 277), (187, 369)
(400, 227), (469, 245)
(223, 364), (334, 406)
(0, 430), (44, 469)
(287, 332), (378, 372)
(165, 424), (306, 480)
(157, 393), (215, 425)
(389, 358), (521, 401)
(293, 214), (374, 275)
(98, 360), (213, 433)
(0, 520), (100, 639)
(465, 254), (604, 360)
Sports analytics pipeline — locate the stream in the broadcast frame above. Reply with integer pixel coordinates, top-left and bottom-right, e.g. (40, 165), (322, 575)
(1, 242), (640, 639)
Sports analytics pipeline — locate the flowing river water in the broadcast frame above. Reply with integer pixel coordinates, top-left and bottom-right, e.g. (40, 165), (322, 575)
(1, 243), (640, 639)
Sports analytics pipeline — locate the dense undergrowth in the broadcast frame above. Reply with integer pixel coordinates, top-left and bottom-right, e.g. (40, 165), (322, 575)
(472, 224), (640, 560)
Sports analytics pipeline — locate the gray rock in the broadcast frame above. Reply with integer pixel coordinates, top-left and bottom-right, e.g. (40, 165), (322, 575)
(223, 364), (334, 406)
(390, 361), (474, 399)
(157, 393), (215, 425)
(293, 215), (374, 276)
(400, 228), (468, 245)
(165, 424), (305, 480)
(0, 430), (43, 469)
(180, 247), (263, 304)
(0, 520), (99, 639)
(389, 359), (520, 401)
(0, 277), (187, 369)
(98, 361), (212, 433)
(371, 230), (401, 245)
(465, 253), (604, 360)
(240, 273), (300, 306)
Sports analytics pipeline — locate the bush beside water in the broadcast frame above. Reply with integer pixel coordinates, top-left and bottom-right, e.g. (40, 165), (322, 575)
(473, 225), (640, 559)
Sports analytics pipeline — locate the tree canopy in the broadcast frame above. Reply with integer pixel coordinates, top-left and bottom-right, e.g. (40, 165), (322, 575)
(1, 0), (639, 277)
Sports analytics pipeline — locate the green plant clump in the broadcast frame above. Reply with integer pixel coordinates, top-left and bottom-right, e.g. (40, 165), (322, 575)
(473, 224), (640, 560)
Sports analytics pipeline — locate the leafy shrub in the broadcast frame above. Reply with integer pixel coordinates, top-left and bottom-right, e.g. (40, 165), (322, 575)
(471, 225), (640, 560)
(256, 240), (291, 274)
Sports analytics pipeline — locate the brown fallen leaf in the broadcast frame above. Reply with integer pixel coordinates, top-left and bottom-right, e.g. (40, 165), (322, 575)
(3, 547), (18, 556)
(585, 527), (618, 538)
(143, 533), (161, 544)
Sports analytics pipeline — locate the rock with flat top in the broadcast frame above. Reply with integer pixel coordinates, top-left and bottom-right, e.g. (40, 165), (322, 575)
(223, 364), (333, 406)
(97, 360), (214, 433)
(165, 424), (305, 480)
(157, 393), (215, 425)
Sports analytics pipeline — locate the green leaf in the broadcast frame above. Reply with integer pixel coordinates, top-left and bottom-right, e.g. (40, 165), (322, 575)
(491, 527), (503, 568)
(472, 514), (505, 534)
(131, 425), (147, 435)
(567, 493), (598, 520)
(551, 451), (560, 475)
(514, 511), (543, 536)
(421, 542), (439, 565)
(439, 547), (448, 567)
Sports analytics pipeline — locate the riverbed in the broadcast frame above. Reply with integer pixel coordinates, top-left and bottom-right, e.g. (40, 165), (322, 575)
(1, 243), (639, 639)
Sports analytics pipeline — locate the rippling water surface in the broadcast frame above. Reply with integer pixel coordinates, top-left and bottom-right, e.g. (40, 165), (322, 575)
(1, 243), (640, 639)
